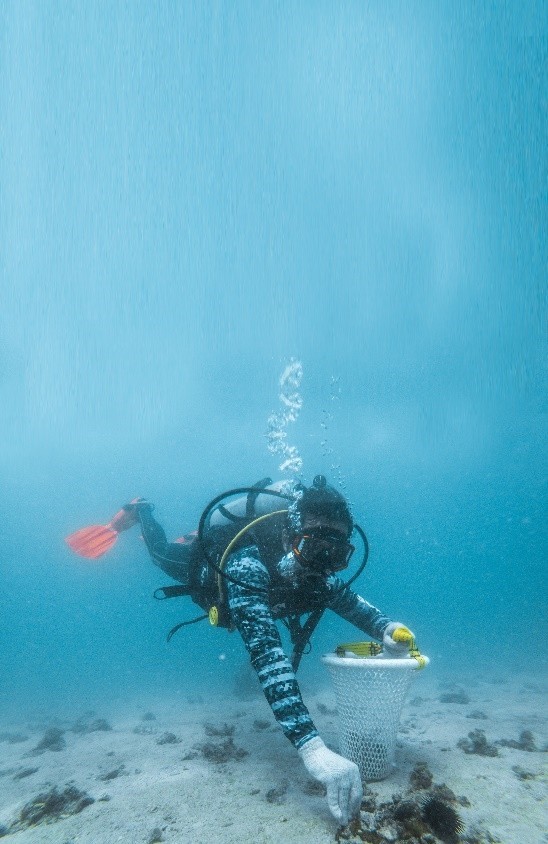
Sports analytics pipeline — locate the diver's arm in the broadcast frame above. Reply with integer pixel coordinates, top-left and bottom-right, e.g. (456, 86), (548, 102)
(325, 579), (392, 641)
(225, 547), (319, 749)
(226, 548), (363, 825)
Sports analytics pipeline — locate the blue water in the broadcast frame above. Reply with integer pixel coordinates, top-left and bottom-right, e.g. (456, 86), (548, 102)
(1, 2), (546, 728)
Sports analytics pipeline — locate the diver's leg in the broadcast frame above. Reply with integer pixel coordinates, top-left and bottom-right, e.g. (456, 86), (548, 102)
(137, 506), (190, 586)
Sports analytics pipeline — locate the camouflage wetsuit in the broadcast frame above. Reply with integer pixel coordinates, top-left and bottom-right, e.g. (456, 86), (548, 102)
(138, 506), (391, 749)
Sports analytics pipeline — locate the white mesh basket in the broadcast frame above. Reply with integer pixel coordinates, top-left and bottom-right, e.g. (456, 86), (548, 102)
(322, 650), (429, 781)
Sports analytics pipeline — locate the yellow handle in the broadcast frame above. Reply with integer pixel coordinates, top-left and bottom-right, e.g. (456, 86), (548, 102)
(392, 626), (414, 643)
(335, 635), (428, 669)
(336, 641), (383, 657)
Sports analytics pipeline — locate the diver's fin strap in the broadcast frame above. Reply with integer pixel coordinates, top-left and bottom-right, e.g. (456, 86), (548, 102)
(153, 585), (189, 600)
(166, 613), (208, 642)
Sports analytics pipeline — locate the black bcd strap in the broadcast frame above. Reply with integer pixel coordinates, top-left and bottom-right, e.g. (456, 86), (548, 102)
(166, 613), (209, 642)
(153, 584), (189, 600)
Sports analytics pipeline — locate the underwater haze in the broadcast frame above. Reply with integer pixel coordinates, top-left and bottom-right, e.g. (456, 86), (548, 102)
(1, 1), (546, 725)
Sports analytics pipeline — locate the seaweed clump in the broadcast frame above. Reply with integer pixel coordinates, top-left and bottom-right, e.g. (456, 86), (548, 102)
(457, 730), (499, 757)
(203, 722), (235, 738)
(409, 762), (433, 790)
(28, 728), (66, 755)
(133, 724), (157, 735)
(97, 764), (126, 781)
(156, 731), (181, 745)
(198, 737), (248, 763)
(71, 715), (112, 734)
(496, 729), (537, 752)
(265, 780), (288, 804)
(336, 780), (469, 843)
(195, 721), (247, 763)
(466, 710), (488, 720)
(7, 785), (94, 831)
(439, 690), (471, 705)
(336, 795), (464, 844)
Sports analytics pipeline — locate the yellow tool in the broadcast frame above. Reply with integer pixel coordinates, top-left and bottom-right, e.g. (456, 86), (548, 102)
(335, 635), (427, 669)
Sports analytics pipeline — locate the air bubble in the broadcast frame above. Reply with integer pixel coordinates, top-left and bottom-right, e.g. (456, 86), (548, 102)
(266, 359), (303, 476)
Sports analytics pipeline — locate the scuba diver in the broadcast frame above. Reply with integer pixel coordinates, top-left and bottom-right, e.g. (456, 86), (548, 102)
(66, 475), (415, 826)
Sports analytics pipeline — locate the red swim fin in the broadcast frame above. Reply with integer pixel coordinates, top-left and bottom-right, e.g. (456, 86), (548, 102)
(65, 500), (144, 559)
(65, 524), (118, 559)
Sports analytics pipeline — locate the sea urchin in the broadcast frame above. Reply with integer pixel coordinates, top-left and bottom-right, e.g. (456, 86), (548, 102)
(422, 796), (464, 841)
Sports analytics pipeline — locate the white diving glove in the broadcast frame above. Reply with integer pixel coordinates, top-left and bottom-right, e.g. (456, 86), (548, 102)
(382, 621), (415, 657)
(298, 736), (362, 825)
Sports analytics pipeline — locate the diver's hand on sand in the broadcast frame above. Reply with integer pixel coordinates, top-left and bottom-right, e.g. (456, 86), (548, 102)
(298, 736), (362, 825)
(382, 622), (414, 656)
(109, 498), (151, 532)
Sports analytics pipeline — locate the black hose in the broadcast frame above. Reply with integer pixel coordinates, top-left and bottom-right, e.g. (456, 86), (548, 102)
(197, 486), (370, 594)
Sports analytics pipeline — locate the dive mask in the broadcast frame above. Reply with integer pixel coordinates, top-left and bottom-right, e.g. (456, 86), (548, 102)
(292, 528), (355, 573)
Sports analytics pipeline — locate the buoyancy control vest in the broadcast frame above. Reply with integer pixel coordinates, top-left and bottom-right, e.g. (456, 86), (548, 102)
(155, 478), (369, 672)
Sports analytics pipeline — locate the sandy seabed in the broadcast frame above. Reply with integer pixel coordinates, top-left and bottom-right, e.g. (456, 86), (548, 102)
(0, 669), (546, 844)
